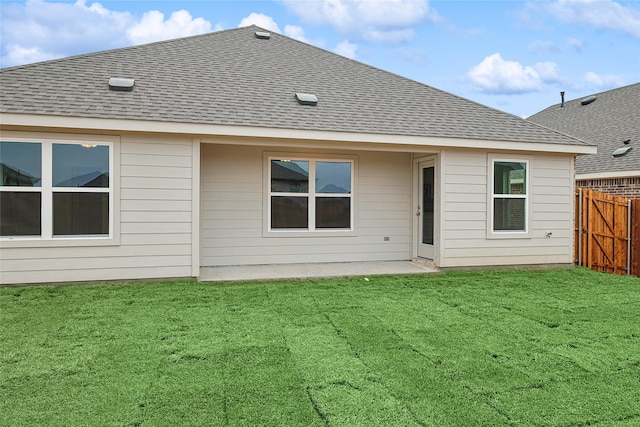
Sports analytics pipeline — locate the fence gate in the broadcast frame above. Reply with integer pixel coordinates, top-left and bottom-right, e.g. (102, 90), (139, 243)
(575, 188), (632, 275)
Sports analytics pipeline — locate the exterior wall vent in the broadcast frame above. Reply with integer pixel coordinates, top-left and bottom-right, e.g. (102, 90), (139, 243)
(612, 146), (632, 157)
(255, 31), (271, 39)
(108, 77), (135, 91)
(580, 95), (597, 106)
(295, 93), (318, 106)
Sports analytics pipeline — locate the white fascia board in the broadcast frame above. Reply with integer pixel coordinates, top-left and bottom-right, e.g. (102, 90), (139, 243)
(1, 113), (596, 155)
(577, 170), (640, 180)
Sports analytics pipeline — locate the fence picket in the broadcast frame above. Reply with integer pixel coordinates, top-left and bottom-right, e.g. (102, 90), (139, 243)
(575, 187), (635, 276)
(632, 199), (640, 277)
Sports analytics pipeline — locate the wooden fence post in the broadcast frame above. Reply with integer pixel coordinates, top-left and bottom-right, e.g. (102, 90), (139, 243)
(586, 189), (593, 270)
(632, 199), (640, 278)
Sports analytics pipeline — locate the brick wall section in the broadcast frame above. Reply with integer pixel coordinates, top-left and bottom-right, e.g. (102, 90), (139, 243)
(577, 177), (640, 199)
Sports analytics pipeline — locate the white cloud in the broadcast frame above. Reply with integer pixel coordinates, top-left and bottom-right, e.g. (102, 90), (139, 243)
(584, 72), (625, 88)
(352, 0), (434, 27)
(75, 0), (110, 15)
(527, 0), (640, 38)
(0, 0), (217, 67)
(467, 53), (562, 94)
(238, 12), (281, 33)
(283, 0), (439, 43)
(0, 0), (134, 66)
(566, 37), (585, 52)
(284, 25), (308, 43)
(534, 61), (561, 82)
(2, 44), (61, 67)
(238, 15), (324, 47)
(363, 28), (416, 43)
(127, 10), (212, 45)
(334, 40), (358, 59)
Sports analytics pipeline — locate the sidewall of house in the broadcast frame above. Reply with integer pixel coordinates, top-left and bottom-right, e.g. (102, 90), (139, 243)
(439, 149), (575, 267)
(200, 143), (412, 266)
(0, 131), (195, 284)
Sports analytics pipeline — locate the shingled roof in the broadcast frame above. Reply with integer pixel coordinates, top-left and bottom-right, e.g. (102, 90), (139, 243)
(528, 83), (640, 175)
(1, 25), (588, 148)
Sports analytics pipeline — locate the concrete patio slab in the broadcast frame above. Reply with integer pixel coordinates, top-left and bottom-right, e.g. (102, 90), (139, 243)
(199, 261), (439, 282)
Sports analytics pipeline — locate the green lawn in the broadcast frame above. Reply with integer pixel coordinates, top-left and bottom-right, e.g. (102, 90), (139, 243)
(1, 268), (639, 426)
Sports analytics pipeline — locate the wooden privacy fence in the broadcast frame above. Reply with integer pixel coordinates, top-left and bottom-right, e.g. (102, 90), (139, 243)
(575, 188), (640, 277)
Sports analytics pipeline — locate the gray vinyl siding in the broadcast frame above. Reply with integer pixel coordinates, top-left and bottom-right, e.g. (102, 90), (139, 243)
(0, 134), (194, 284)
(440, 150), (574, 267)
(200, 144), (411, 266)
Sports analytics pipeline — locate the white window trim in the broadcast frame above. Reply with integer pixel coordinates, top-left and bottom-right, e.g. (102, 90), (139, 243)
(0, 134), (120, 248)
(487, 154), (531, 239)
(263, 152), (357, 237)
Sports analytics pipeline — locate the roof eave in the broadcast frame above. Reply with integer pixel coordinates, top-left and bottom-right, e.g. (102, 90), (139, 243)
(0, 113), (597, 155)
(577, 170), (640, 180)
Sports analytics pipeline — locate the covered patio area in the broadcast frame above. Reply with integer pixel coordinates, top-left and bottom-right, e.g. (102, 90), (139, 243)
(199, 260), (439, 282)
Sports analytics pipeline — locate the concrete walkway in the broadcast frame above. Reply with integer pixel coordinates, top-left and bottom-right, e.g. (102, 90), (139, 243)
(199, 260), (439, 282)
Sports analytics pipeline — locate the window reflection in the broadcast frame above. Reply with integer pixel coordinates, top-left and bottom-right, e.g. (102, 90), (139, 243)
(53, 144), (109, 188)
(494, 162), (526, 195)
(316, 162), (351, 193)
(0, 142), (42, 187)
(271, 160), (309, 193)
(269, 158), (353, 231)
(493, 161), (527, 232)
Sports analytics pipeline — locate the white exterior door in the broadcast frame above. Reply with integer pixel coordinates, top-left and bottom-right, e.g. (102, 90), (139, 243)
(417, 159), (436, 259)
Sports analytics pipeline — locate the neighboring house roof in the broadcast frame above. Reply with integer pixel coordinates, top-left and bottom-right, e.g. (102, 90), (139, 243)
(271, 161), (309, 182)
(1, 25), (589, 149)
(1, 162), (40, 186)
(55, 171), (109, 188)
(528, 83), (640, 176)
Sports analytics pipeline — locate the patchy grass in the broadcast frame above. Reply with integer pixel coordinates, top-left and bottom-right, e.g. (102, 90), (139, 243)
(1, 268), (639, 426)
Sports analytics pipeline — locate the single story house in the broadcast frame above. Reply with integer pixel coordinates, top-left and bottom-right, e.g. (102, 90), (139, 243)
(528, 83), (640, 199)
(0, 26), (595, 285)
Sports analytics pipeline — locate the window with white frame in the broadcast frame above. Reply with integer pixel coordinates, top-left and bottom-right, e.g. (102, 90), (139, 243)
(268, 157), (353, 232)
(0, 140), (111, 239)
(491, 159), (528, 233)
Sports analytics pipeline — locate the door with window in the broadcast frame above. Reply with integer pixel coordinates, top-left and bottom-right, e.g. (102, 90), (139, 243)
(417, 159), (436, 259)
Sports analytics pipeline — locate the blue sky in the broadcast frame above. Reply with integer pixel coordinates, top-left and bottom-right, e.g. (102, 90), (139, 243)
(1, 0), (638, 117)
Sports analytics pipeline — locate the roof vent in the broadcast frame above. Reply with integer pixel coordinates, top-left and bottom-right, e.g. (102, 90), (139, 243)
(295, 93), (318, 106)
(255, 31), (271, 39)
(108, 77), (135, 91)
(580, 95), (597, 106)
(612, 146), (632, 157)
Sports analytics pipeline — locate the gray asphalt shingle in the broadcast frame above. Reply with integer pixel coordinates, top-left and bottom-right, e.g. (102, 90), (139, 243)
(528, 83), (640, 175)
(1, 26), (589, 147)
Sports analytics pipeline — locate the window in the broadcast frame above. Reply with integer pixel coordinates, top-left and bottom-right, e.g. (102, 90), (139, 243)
(490, 159), (528, 234)
(268, 156), (354, 233)
(0, 142), (42, 236)
(1, 140), (112, 240)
